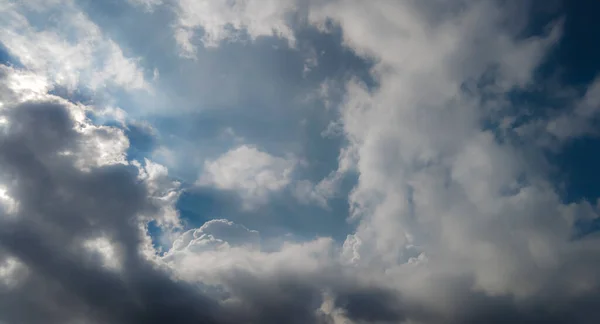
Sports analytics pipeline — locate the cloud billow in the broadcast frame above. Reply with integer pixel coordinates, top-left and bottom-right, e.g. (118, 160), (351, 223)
(1, 0), (600, 323)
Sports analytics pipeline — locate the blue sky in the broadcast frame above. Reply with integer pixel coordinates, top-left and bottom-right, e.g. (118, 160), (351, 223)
(1, 0), (600, 323)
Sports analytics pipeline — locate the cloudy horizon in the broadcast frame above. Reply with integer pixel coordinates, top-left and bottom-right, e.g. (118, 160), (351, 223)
(1, 0), (600, 323)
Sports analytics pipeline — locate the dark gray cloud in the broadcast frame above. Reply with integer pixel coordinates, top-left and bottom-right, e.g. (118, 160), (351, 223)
(333, 287), (406, 323)
(0, 94), (224, 324)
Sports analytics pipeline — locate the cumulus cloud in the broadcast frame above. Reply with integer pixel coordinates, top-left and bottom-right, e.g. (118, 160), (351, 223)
(0, 67), (396, 323)
(174, 0), (297, 55)
(199, 145), (296, 209)
(164, 223), (342, 324)
(0, 65), (224, 323)
(171, 219), (260, 251)
(0, 1), (148, 91)
(301, 1), (600, 322)
(3, 0), (600, 324)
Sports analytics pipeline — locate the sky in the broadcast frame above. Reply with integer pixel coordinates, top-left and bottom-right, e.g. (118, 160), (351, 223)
(1, 0), (600, 323)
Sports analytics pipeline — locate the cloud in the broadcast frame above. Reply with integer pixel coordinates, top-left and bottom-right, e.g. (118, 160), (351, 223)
(171, 219), (260, 251)
(198, 145), (296, 209)
(0, 65), (227, 324)
(127, 0), (163, 12)
(174, 0), (297, 55)
(0, 1), (148, 91)
(544, 77), (600, 141)
(164, 221), (341, 324)
(313, 0), (567, 270)
(0, 65), (130, 172)
(2, 0), (600, 324)
(305, 0), (600, 321)
(134, 158), (183, 228)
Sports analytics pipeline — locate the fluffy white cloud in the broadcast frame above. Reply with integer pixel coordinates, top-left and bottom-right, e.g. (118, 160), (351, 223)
(0, 65), (51, 103)
(170, 219), (260, 253)
(0, 257), (27, 288)
(306, 0), (600, 304)
(163, 220), (345, 324)
(199, 145), (295, 209)
(174, 0), (297, 55)
(0, 1), (148, 91)
(169, 0), (600, 311)
(135, 158), (183, 228)
(165, 219), (334, 286)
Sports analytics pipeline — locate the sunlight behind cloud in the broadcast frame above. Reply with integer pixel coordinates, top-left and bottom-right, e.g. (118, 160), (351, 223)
(1, 0), (600, 323)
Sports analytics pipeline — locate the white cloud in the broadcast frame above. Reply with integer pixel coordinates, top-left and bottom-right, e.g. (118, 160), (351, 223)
(174, 0), (297, 55)
(0, 257), (27, 288)
(0, 66), (51, 103)
(127, 0), (162, 12)
(293, 143), (358, 209)
(75, 124), (130, 170)
(84, 237), (122, 271)
(164, 219), (334, 287)
(199, 145), (295, 209)
(135, 158), (183, 228)
(170, 219), (260, 253)
(0, 187), (18, 216)
(300, 0), (600, 303)
(0, 1), (148, 91)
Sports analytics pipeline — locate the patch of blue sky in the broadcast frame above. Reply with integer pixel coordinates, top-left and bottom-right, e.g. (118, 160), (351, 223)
(536, 0), (600, 206)
(572, 217), (600, 240)
(475, 0), (600, 208)
(124, 122), (159, 162)
(451, 1), (600, 241)
(147, 220), (167, 255)
(0, 42), (23, 68)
